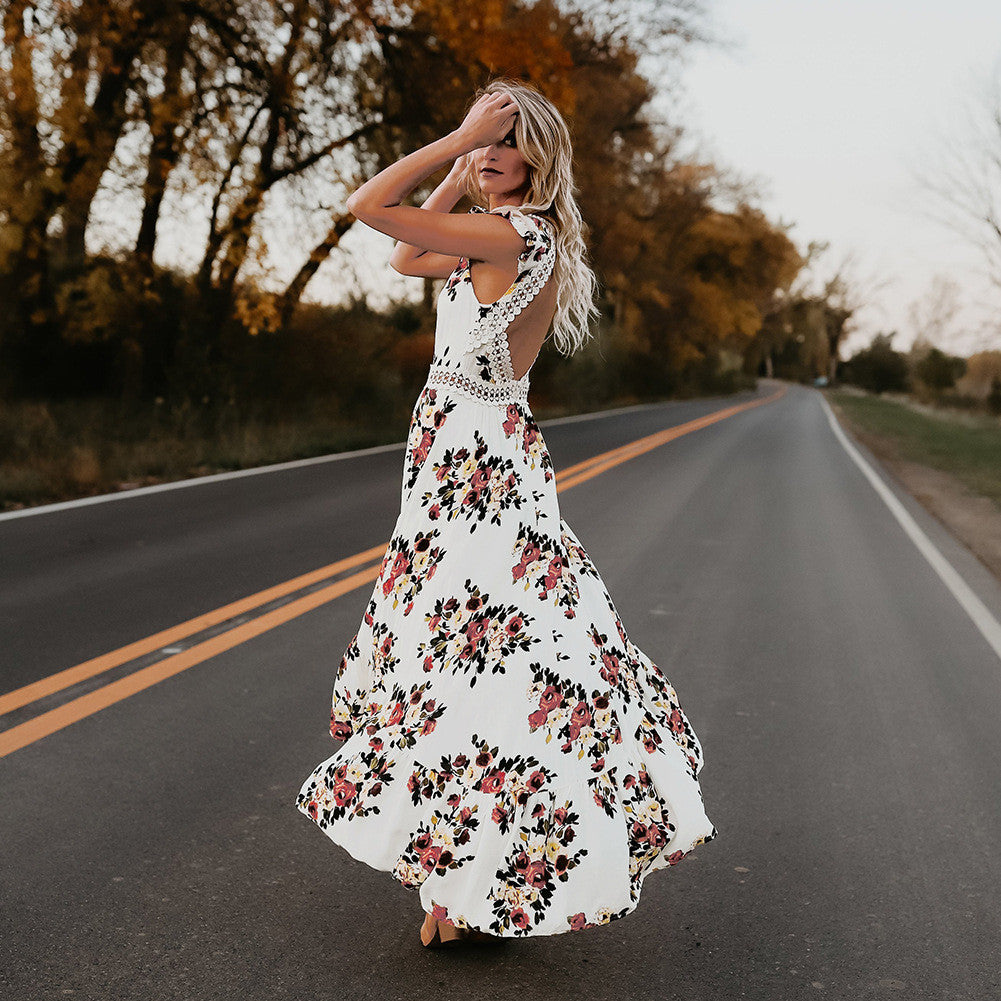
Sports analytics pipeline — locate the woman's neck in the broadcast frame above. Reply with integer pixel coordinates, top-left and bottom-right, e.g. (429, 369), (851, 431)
(489, 192), (528, 211)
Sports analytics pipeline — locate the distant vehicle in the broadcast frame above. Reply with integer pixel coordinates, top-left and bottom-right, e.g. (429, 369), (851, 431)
(813, 375), (829, 387)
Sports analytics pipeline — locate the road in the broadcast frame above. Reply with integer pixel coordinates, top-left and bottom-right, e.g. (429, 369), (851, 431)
(2, 378), (999, 1000)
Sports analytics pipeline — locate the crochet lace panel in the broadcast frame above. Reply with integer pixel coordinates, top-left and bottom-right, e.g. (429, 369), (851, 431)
(466, 248), (556, 364)
(465, 205), (556, 360)
(426, 365), (529, 406)
(428, 205), (554, 407)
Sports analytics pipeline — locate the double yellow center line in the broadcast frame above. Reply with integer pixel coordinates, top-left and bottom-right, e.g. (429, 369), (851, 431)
(0, 386), (783, 758)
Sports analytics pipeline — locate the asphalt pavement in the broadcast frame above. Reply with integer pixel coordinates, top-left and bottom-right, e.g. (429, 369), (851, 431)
(2, 378), (999, 1000)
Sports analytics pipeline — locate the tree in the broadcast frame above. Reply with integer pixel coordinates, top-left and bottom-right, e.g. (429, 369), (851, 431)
(843, 332), (910, 395)
(913, 347), (965, 393)
(906, 274), (962, 353)
(2, 0), (738, 406)
(957, 349), (1001, 401)
(988, 376), (1001, 415)
(748, 240), (892, 385)
(912, 59), (1001, 294)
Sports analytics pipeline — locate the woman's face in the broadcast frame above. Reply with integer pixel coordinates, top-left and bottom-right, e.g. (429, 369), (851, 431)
(475, 124), (531, 204)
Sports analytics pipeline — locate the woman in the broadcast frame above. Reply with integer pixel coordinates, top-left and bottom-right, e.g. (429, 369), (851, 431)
(295, 78), (717, 948)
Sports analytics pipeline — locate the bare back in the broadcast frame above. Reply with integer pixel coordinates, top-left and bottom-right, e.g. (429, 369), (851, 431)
(468, 258), (557, 381)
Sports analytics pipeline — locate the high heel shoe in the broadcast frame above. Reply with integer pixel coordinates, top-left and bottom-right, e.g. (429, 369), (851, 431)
(420, 912), (467, 948)
(420, 911), (505, 948)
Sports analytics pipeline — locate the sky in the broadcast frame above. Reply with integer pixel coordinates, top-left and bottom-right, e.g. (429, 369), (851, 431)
(667, 0), (1001, 357)
(115, 1), (1001, 361)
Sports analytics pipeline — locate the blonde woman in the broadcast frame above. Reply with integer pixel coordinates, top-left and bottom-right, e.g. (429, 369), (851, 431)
(295, 78), (717, 948)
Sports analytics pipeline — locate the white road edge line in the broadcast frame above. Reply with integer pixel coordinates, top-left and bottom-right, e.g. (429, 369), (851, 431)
(0, 440), (407, 522)
(2, 393), (760, 522)
(819, 392), (1001, 664)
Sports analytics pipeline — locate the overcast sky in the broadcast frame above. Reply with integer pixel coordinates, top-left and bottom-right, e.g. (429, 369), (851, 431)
(134, 2), (1001, 360)
(670, 0), (1001, 357)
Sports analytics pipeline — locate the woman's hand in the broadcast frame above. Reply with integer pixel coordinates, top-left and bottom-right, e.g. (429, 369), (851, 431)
(446, 152), (474, 181)
(454, 92), (520, 151)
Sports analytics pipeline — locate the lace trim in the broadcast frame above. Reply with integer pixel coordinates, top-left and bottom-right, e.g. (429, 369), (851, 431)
(467, 248), (555, 355)
(426, 365), (529, 406)
(465, 205), (556, 357)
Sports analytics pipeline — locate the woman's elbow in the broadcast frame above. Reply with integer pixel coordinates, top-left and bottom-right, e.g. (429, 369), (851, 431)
(346, 187), (375, 216)
(346, 199), (387, 228)
(389, 252), (419, 276)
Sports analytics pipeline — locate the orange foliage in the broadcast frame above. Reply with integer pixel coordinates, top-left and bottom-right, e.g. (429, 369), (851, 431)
(410, 0), (576, 103)
(957, 350), (1001, 399)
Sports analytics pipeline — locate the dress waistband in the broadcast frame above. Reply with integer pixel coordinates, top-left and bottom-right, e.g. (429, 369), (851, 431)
(425, 364), (529, 407)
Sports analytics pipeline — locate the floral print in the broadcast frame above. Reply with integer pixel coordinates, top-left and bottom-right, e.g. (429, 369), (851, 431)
(327, 631), (362, 741)
(362, 680), (446, 751)
(511, 523), (580, 616)
(417, 579), (539, 686)
(299, 747), (395, 823)
(405, 387), (456, 491)
(525, 660), (623, 769)
(489, 797), (590, 933)
(378, 529), (445, 615)
(420, 430), (526, 529)
(394, 803), (481, 886)
(295, 204), (716, 938)
(503, 403), (554, 482)
(407, 734), (556, 835)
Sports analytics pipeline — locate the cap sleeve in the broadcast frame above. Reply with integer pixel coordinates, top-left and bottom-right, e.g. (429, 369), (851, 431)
(469, 205), (555, 274)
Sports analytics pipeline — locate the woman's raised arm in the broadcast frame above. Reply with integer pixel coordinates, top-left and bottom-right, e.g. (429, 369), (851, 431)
(347, 93), (526, 266)
(387, 156), (470, 279)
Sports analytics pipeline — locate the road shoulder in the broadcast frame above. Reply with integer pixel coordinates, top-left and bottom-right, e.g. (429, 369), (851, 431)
(826, 394), (1001, 584)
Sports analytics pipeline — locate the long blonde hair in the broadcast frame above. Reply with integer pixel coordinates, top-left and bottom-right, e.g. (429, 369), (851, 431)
(457, 77), (600, 357)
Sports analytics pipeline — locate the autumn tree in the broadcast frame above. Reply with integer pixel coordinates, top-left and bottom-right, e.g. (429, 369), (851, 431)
(957, 349), (1001, 402)
(3, 0), (804, 411)
(0, 0), (236, 391)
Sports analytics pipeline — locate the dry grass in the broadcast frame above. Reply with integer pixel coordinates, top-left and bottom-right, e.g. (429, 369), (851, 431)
(827, 388), (1001, 507)
(0, 392), (673, 512)
(0, 398), (411, 511)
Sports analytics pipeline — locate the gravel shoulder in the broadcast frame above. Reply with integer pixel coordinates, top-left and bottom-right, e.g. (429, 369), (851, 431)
(827, 394), (1001, 583)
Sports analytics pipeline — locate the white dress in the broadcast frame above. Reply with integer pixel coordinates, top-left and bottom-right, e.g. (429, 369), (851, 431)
(295, 204), (717, 937)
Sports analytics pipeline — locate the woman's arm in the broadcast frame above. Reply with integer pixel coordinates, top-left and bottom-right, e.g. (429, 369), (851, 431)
(346, 93), (526, 265)
(387, 157), (469, 278)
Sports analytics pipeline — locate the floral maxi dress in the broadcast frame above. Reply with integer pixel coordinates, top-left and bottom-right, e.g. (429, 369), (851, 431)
(294, 204), (718, 937)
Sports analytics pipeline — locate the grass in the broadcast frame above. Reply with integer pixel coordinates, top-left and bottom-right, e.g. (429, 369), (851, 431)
(0, 397), (415, 511)
(0, 389), (705, 512)
(827, 388), (1001, 507)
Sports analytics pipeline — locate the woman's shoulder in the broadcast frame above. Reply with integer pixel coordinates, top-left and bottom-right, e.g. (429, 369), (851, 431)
(469, 204), (556, 268)
(470, 203), (555, 229)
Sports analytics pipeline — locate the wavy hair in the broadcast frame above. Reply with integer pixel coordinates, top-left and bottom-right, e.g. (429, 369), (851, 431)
(456, 77), (600, 357)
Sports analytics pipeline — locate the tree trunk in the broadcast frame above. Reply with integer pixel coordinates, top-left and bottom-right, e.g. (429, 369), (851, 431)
(277, 213), (355, 329)
(54, 15), (142, 272)
(1, 1), (56, 363)
(136, 15), (194, 269)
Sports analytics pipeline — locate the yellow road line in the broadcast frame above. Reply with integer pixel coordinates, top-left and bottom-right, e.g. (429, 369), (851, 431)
(555, 387), (783, 490)
(0, 565), (385, 758)
(0, 387), (784, 758)
(0, 543), (388, 717)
